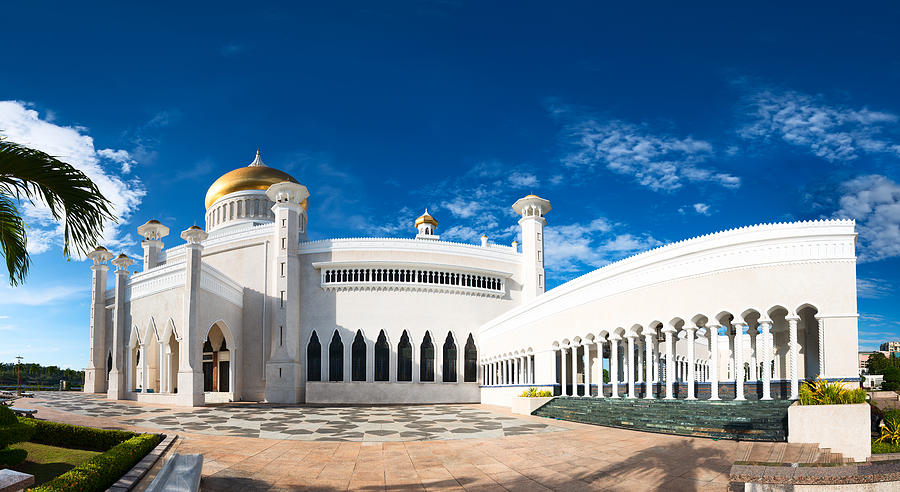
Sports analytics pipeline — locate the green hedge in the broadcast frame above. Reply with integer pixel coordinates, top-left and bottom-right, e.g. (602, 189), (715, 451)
(19, 418), (139, 452)
(30, 433), (162, 492)
(0, 447), (27, 466)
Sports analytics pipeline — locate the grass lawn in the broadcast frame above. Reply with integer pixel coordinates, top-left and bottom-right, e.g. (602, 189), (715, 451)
(872, 439), (900, 454)
(8, 442), (101, 486)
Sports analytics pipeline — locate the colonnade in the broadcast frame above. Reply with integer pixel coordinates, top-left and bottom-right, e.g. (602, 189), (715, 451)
(481, 353), (535, 385)
(548, 308), (821, 401)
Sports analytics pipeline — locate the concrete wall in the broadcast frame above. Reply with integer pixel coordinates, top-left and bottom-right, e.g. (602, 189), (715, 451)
(306, 381), (480, 404)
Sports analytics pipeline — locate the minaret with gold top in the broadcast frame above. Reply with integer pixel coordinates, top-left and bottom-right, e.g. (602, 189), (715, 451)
(414, 209), (439, 240)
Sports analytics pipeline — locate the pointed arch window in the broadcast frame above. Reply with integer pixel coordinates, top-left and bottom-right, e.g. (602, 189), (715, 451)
(351, 330), (366, 381)
(375, 330), (389, 381)
(398, 331), (412, 382)
(329, 331), (343, 382)
(307, 332), (321, 381)
(420, 332), (435, 382)
(442, 333), (457, 382)
(464, 334), (477, 382)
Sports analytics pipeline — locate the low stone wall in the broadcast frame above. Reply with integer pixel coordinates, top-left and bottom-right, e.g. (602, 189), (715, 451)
(788, 402), (871, 462)
(510, 396), (554, 415)
(732, 460), (900, 489)
(306, 381), (480, 404)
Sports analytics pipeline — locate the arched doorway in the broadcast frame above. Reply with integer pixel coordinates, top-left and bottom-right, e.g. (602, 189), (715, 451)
(307, 332), (321, 381)
(397, 331), (412, 382)
(374, 330), (389, 381)
(464, 334), (477, 382)
(420, 332), (435, 382)
(202, 323), (232, 393)
(442, 333), (457, 383)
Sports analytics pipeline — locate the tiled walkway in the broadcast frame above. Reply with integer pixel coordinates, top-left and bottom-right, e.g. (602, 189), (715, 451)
(20, 392), (738, 491)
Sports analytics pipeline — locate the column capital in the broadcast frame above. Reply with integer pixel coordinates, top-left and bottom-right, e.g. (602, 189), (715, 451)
(181, 225), (208, 245)
(87, 246), (115, 266)
(111, 253), (134, 273)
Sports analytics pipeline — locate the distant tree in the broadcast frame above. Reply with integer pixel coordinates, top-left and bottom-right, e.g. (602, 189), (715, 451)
(0, 138), (114, 285)
(603, 369), (610, 383)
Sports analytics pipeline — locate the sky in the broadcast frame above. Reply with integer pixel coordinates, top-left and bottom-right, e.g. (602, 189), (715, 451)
(0, 2), (898, 369)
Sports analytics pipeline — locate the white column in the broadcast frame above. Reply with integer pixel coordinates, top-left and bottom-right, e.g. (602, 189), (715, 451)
(760, 320), (773, 400)
(709, 323), (720, 400)
(789, 317), (799, 399)
(644, 333), (655, 399)
(571, 344), (578, 396)
(595, 341), (604, 397)
(750, 326), (759, 381)
(636, 338), (644, 384)
(159, 343), (166, 393)
(626, 334), (636, 398)
(560, 349), (568, 396)
(140, 345), (149, 392)
(583, 345), (591, 396)
(664, 329), (675, 399)
(686, 327), (697, 400)
(817, 316), (826, 378)
(609, 338), (619, 398)
(734, 322), (746, 401)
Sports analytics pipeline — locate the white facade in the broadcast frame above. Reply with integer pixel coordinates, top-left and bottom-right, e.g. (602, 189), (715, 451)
(84, 153), (860, 407)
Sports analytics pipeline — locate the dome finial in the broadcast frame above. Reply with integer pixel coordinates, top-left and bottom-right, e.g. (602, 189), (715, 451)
(249, 149), (266, 167)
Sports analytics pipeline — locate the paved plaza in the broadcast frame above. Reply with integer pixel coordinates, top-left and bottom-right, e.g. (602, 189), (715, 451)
(20, 392), (739, 491)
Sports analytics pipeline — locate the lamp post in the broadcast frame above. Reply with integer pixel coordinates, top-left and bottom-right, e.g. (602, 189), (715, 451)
(15, 356), (23, 396)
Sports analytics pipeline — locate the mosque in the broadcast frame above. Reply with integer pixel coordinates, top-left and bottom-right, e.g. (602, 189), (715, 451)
(83, 151), (860, 407)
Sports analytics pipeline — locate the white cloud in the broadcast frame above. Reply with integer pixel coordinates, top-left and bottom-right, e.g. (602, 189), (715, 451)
(0, 101), (146, 256)
(739, 88), (900, 161)
(97, 148), (136, 173)
(441, 196), (481, 219)
(543, 217), (661, 274)
(0, 285), (83, 306)
(835, 174), (900, 262)
(508, 172), (539, 188)
(558, 116), (739, 192)
(693, 203), (711, 215)
(857, 278), (893, 299)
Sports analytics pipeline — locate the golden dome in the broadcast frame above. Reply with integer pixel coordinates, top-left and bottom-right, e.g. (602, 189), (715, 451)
(414, 209), (438, 228)
(204, 151), (301, 209)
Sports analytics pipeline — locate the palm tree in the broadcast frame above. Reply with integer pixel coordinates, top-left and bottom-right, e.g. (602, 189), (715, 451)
(0, 138), (115, 286)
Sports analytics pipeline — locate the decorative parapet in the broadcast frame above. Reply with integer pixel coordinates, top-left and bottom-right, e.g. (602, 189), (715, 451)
(312, 260), (510, 298)
(101, 260), (242, 307)
(480, 219), (857, 334)
(300, 237), (521, 262)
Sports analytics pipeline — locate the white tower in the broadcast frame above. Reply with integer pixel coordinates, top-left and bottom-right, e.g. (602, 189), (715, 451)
(85, 246), (114, 393)
(264, 180), (310, 403)
(512, 194), (551, 302)
(414, 209), (439, 240)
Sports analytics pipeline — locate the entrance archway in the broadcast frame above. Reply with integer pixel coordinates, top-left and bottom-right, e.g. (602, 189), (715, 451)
(202, 322), (233, 393)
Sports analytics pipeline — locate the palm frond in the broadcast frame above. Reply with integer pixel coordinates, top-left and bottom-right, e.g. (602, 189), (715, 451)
(0, 194), (29, 286)
(0, 140), (116, 265)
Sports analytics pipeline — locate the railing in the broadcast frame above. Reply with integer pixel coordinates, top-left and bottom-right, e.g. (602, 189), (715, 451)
(319, 265), (507, 297)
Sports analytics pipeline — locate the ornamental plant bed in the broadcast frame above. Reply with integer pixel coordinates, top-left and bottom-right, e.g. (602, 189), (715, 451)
(512, 388), (554, 415)
(9, 442), (100, 486)
(11, 418), (162, 492)
(788, 378), (871, 462)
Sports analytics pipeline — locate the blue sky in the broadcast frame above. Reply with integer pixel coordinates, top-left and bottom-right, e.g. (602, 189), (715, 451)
(0, 2), (898, 368)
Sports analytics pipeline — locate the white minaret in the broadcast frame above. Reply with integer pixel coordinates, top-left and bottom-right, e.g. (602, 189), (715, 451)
(512, 194), (551, 302)
(85, 246), (114, 393)
(414, 209), (439, 240)
(265, 180), (309, 403)
(136, 220), (169, 271)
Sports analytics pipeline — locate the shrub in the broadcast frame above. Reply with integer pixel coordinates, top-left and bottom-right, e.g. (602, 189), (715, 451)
(883, 381), (900, 391)
(518, 388), (552, 397)
(0, 447), (27, 466)
(31, 433), (161, 492)
(876, 417), (900, 447)
(798, 377), (867, 405)
(19, 418), (138, 452)
(0, 406), (33, 466)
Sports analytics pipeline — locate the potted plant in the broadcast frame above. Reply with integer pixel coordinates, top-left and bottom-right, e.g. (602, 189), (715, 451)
(787, 377), (870, 461)
(511, 387), (554, 415)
